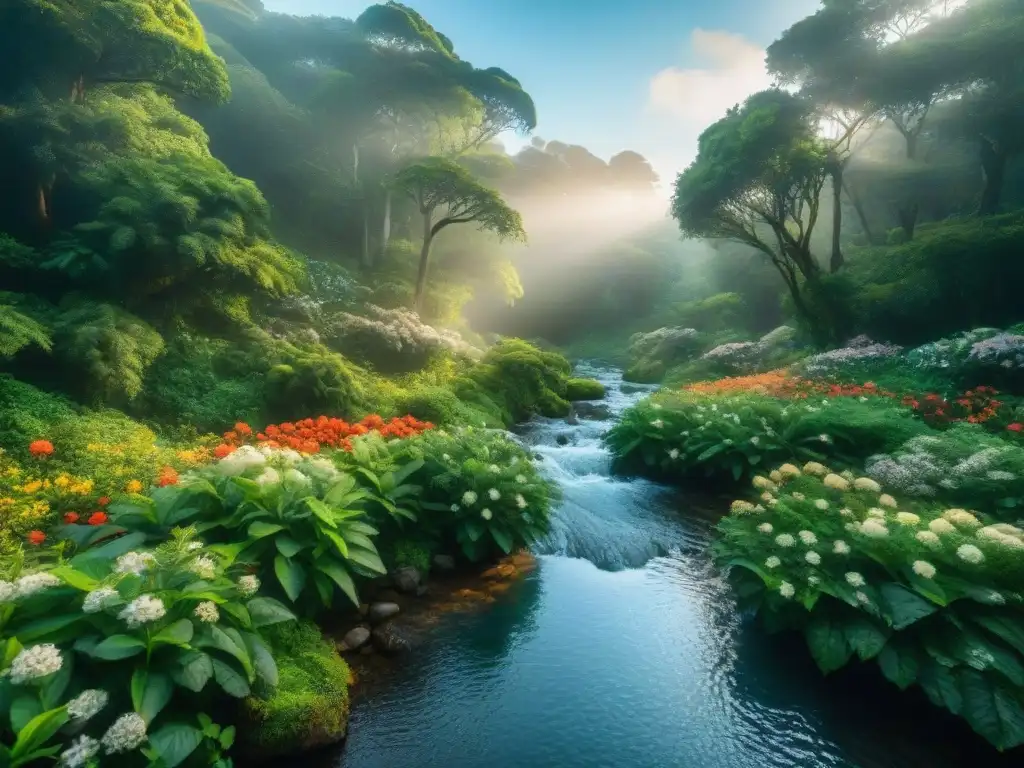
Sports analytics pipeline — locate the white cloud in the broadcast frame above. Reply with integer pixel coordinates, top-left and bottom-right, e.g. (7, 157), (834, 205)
(648, 29), (773, 129)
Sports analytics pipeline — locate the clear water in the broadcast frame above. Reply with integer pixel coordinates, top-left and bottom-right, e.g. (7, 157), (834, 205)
(334, 365), (1011, 768)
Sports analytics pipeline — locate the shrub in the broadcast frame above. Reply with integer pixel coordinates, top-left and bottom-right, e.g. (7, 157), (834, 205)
(240, 621), (350, 758)
(670, 292), (744, 333)
(388, 538), (433, 574)
(714, 462), (1024, 750)
(565, 378), (606, 401)
(0, 376), (76, 458)
(265, 349), (359, 423)
(608, 391), (931, 486)
(461, 339), (572, 424)
(866, 425), (1024, 517)
(394, 428), (559, 562)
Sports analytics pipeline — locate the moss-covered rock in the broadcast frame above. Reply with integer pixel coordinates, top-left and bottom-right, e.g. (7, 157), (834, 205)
(623, 359), (665, 383)
(565, 377), (605, 401)
(239, 622), (351, 760)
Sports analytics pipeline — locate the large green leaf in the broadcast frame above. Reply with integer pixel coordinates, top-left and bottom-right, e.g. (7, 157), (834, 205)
(275, 535), (304, 558)
(305, 498), (338, 529)
(9, 695), (42, 733)
(172, 651), (213, 693)
(960, 669), (1024, 750)
(48, 566), (98, 592)
(919, 659), (963, 715)
(211, 658), (250, 698)
(9, 706), (68, 762)
(842, 616), (889, 661)
(152, 619), (194, 647)
(879, 583), (937, 630)
(244, 634), (279, 688)
(39, 654), (72, 710)
(13, 614), (81, 644)
(877, 642), (919, 690)
(273, 555), (306, 602)
(320, 560), (359, 606)
(136, 671), (173, 723)
(246, 597), (296, 628)
(345, 546), (387, 575)
(323, 475), (358, 505)
(90, 635), (146, 660)
(490, 526), (513, 555)
(71, 531), (147, 565)
(149, 723), (203, 768)
(805, 617), (854, 674)
(975, 613), (1024, 657)
(248, 521), (284, 539)
(324, 530), (350, 559)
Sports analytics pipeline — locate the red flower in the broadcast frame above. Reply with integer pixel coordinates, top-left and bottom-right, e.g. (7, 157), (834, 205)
(235, 421), (253, 436)
(87, 511), (108, 526)
(214, 443), (235, 458)
(63, 512), (80, 524)
(1009, 423), (1023, 433)
(97, 496), (111, 507)
(29, 439), (54, 458)
(27, 530), (46, 545)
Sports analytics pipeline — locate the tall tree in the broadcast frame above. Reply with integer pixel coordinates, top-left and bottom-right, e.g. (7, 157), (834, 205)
(391, 157), (525, 311)
(672, 90), (829, 330)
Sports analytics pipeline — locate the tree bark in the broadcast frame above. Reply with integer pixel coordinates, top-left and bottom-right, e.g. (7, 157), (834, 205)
(843, 179), (877, 245)
(829, 164), (844, 273)
(379, 189), (392, 261)
(413, 212), (433, 313)
(896, 204), (919, 241)
(978, 136), (1006, 216)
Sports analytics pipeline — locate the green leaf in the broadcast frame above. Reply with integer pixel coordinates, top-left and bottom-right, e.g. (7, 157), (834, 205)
(324, 530), (349, 559)
(805, 616), (853, 674)
(139, 673), (173, 723)
(248, 521), (284, 539)
(323, 475), (358, 505)
(464, 520), (484, 542)
(319, 561), (359, 606)
(172, 651), (213, 693)
(305, 498), (338, 529)
(14, 614), (80, 644)
(39, 654), (72, 710)
(9, 696), (41, 733)
(71, 531), (146, 565)
(244, 634), (279, 689)
(345, 546), (387, 575)
(199, 626), (251, 674)
(48, 566), (98, 592)
(919, 659), (963, 716)
(878, 583), (937, 630)
(246, 597), (296, 628)
(877, 642), (919, 690)
(211, 658), (250, 698)
(9, 706), (68, 762)
(960, 669), (1024, 750)
(842, 616), (889, 661)
(275, 535), (303, 558)
(90, 635), (146, 660)
(220, 725), (236, 749)
(696, 444), (726, 462)
(975, 613), (1024, 656)
(273, 555), (306, 602)
(152, 619), (194, 647)
(149, 723), (203, 768)
(490, 526), (513, 555)
(219, 601), (251, 628)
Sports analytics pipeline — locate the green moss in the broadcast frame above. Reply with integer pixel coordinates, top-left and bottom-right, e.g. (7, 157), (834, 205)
(241, 621), (350, 757)
(623, 360), (665, 384)
(389, 538), (433, 573)
(565, 378), (605, 401)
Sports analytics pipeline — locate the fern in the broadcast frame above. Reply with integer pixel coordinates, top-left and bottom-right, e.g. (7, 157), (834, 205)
(0, 305), (52, 358)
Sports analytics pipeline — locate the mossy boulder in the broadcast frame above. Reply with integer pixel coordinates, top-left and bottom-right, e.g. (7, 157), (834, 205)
(623, 359), (665, 383)
(565, 377), (605, 401)
(239, 622), (351, 761)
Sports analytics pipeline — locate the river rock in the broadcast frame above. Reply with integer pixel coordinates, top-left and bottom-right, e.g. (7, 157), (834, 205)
(620, 383), (648, 395)
(368, 602), (400, 624)
(341, 627), (370, 651)
(556, 433), (571, 446)
(433, 554), (456, 572)
(565, 408), (579, 425)
(392, 566), (422, 595)
(574, 402), (612, 420)
(371, 623), (413, 655)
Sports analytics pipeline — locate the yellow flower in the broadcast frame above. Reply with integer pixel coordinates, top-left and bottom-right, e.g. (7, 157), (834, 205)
(54, 474), (70, 489)
(21, 480), (43, 494)
(0, 497), (14, 507)
(126, 479), (144, 494)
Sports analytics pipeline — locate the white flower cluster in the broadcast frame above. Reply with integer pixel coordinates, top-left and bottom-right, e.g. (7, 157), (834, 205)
(194, 601), (220, 623)
(83, 587), (119, 614)
(968, 332), (1024, 370)
(114, 551), (156, 577)
(2, 572), (61, 602)
(798, 340), (903, 376)
(101, 712), (148, 754)
(189, 556), (217, 580)
(9, 644), (62, 684)
(67, 689), (109, 722)
(237, 574), (261, 597)
(218, 445), (267, 476)
(60, 735), (100, 768)
(118, 595), (166, 628)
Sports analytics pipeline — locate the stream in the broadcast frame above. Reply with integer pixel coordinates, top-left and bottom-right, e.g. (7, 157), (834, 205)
(333, 364), (1011, 768)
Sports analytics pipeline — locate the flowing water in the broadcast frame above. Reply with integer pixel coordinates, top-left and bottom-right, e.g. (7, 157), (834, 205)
(334, 365), (1012, 768)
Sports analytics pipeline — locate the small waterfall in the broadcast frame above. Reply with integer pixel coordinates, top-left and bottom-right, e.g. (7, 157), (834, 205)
(522, 365), (692, 571)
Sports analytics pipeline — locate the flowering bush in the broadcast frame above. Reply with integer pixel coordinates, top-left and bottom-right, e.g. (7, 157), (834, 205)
(110, 444), (394, 612)
(0, 528), (295, 766)
(215, 414), (434, 456)
(797, 339), (904, 378)
(905, 327), (1001, 371)
(866, 425), (1024, 515)
(324, 304), (481, 373)
(714, 462), (1024, 750)
(607, 391), (930, 486)
(394, 428), (558, 561)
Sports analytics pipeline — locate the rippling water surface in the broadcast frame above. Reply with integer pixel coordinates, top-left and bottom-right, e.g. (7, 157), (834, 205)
(335, 365), (1010, 768)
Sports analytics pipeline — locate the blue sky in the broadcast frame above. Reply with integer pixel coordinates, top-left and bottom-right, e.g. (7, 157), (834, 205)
(262, 0), (821, 186)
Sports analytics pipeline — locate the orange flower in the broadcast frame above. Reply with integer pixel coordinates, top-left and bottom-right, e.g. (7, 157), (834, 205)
(97, 496), (111, 507)
(63, 511), (80, 524)
(214, 444), (235, 458)
(235, 421), (253, 436)
(1009, 423), (1023, 433)
(156, 467), (179, 487)
(88, 511), (108, 526)
(27, 530), (46, 545)
(29, 439), (54, 458)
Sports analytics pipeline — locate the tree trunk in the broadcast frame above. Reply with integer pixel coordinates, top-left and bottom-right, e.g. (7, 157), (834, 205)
(897, 204), (919, 241)
(843, 179), (877, 245)
(361, 208), (371, 269)
(829, 165), (844, 273)
(978, 137), (1006, 216)
(412, 212), (433, 313)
